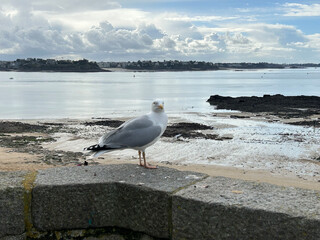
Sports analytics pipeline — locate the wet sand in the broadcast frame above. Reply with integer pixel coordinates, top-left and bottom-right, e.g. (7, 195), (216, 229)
(0, 112), (319, 191)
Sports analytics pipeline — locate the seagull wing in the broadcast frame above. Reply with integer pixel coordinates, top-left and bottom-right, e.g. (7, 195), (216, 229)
(99, 115), (162, 149)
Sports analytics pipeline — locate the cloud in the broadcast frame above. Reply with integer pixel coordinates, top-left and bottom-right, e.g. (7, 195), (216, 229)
(246, 23), (306, 45)
(85, 21), (155, 53)
(0, 0), (319, 62)
(283, 3), (320, 17)
(153, 36), (176, 50)
(165, 15), (238, 22)
(288, 33), (320, 52)
(1, 0), (121, 13)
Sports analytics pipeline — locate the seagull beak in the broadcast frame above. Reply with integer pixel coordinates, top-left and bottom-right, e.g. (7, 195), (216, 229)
(158, 104), (164, 109)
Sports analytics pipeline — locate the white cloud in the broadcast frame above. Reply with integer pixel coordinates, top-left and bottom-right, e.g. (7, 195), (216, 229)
(3, 0), (121, 13)
(245, 23), (306, 45)
(165, 15), (237, 22)
(0, 0), (319, 62)
(283, 3), (320, 17)
(153, 36), (176, 50)
(291, 33), (320, 52)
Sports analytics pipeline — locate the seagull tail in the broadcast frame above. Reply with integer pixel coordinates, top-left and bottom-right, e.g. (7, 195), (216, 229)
(92, 150), (110, 158)
(83, 144), (117, 158)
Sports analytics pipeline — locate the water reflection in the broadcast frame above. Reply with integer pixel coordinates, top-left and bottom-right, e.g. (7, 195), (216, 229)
(0, 69), (319, 119)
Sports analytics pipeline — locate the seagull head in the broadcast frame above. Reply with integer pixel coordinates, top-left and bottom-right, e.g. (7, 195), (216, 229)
(152, 99), (165, 113)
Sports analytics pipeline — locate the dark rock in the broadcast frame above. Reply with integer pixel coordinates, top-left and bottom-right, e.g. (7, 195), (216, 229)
(0, 121), (48, 133)
(230, 115), (250, 119)
(84, 120), (125, 128)
(287, 120), (319, 127)
(163, 122), (214, 139)
(207, 94), (320, 119)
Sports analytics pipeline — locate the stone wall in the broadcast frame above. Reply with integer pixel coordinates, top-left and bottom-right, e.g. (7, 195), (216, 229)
(0, 164), (319, 240)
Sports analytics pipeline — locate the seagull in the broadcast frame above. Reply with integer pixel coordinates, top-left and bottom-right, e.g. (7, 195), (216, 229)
(84, 99), (168, 169)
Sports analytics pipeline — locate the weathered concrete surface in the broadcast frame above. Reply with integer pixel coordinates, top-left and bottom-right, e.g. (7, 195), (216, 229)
(0, 171), (26, 238)
(0, 234), (26, 240)
(20, 227), (157, 240)
(32, 164), (206, 238)
(2, 164), (320, 239)
(172, 176), (320, 240)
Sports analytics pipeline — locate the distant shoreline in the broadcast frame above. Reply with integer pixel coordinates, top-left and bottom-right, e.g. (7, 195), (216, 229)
(1, 66), (313, 73)
(1, 58), (319, 72)
(0, 69), (110, 73)
(102, 66), (315, 72)
(0, 58), (107, 73)
(0, 68), (302, 73)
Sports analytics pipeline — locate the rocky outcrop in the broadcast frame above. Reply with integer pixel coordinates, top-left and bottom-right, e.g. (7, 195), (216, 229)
(207, 94), (320, 119)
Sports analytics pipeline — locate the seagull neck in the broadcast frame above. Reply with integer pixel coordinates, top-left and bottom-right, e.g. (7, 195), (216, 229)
(150, 110), (167, 122)
(151, 110), (164, 115)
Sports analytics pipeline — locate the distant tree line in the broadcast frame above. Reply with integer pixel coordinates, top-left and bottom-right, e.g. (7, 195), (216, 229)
(1, 58), (319, 72)
(98, 60), (320, 71)
(126, 60), (219, 71)
(0, 58), (104, 72)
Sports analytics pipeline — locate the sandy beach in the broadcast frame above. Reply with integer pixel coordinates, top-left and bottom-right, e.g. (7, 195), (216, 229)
(1, 109), (319, 191)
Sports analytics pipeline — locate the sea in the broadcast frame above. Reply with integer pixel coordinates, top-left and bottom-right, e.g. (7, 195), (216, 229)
(0, 68), (319, 119)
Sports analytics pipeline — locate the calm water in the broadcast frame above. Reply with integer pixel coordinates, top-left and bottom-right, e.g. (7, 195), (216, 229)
(0, 68), (319, 119)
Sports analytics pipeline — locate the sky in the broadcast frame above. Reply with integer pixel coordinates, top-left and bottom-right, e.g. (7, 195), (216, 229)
(0, 0), (320, 63)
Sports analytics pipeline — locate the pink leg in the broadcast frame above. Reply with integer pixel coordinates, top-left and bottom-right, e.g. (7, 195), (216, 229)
(142, 151), (157, 169)
(138, 151), (143, 166)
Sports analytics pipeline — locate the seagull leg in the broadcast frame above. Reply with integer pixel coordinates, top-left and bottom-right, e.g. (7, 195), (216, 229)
(138, 150), (143, 166)
(142, 151), (157, 169)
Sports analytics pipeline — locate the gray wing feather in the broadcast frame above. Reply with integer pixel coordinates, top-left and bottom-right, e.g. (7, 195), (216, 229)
(99, 115), (162, 148)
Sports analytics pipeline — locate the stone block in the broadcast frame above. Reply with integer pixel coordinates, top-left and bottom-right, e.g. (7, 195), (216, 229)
(0, 172), (26, 238)
(32, 164), (206, 239)
(172, 176), (320, 240)
(0, 234), (26, 240)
